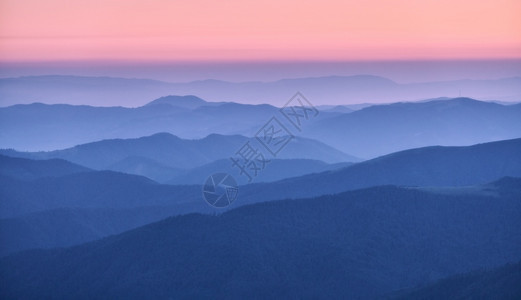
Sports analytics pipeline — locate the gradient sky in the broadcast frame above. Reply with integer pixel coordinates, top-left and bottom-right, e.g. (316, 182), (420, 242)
(1, 0), (520, 62)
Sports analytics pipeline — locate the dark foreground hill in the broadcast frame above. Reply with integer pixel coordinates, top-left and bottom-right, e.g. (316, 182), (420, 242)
(391, 260), (521, 299)
(1, 179), (520, 299)
(0, 207), (181, 256)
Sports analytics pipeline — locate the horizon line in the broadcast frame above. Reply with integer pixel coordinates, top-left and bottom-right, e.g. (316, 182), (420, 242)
(2, 58), (521, 65)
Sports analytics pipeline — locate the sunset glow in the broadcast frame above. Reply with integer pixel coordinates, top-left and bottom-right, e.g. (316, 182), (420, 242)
(1, 0), (520, 62)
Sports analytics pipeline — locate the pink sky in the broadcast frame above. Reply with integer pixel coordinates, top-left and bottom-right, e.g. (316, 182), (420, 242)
(1, 0), (520, 61)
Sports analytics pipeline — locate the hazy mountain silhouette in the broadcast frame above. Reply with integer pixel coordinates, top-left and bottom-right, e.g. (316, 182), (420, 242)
(317, 104), (355, 113)
(1, 138), (519, 218)
(144, 95), (214, 109)
(0, 133), (356, 181)
(0, 154), (90, 180)
(391, 260), (521, 299)
(167, 158), (352, 185)
(0, 98), (283, 151)
(1, 179), (519, 298)
(2, 95), (519, 159)
(0, 75), (176, 107)
(1, 139), (520, 255)
(304, 97), (521, 158)
(2, 75), (520, 107)
(105, 156), (184, 182)
(0, 169), (207, 219)
(235, 138), (521, 206)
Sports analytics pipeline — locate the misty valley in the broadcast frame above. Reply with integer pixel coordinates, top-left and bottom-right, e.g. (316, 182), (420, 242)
(1, 81), (520, 298)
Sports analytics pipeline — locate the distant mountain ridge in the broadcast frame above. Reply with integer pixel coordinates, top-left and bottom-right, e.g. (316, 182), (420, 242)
(0, 97), (284, 151)
(304, 97), (521, 158)
(0, 132), (357, 182)
(0, 94), (343, 151)
(144, 95), (218, 109)
(1, 95), (519, 158)
(1, 75), (520, 107)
